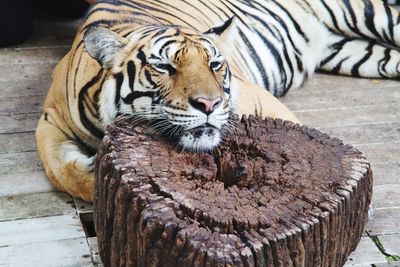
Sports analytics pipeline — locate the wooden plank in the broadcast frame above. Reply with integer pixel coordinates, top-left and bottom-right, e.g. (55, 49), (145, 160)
(379, 234), (400, 256)
(344, 236), (387, 266)
(372, 185), (400, 210)
(0, 132), (37, 154)
(366, 207), (400, 235)
(0, 237), (92, 267)
(0, 47), (67, 66)
(292, 74), (400, 95)
(0, 171), (54, 197)
(0, 95), (46, 115)
(0, 63), (55, 83)
(14, 19), (79, 49)
(0, 78), (51, 98)
(373, 262), (400, 266)
(0, 113), (41, 134)
(88, 237), (103, 266)
(282, 86), (400, 111)
(73, 197), (94, 214)
(0, 214), (85, 247)
(355, 142), (400, 165)
(319, 123), (400, 145)
(0, 192), (75, 222)
(373, 162), (400, 185)
(294, 105), (400, 128)
(0, 151), (43, 175)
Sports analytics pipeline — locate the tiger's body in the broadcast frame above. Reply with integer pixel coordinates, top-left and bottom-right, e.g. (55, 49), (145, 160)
(37, 0), (400, 202)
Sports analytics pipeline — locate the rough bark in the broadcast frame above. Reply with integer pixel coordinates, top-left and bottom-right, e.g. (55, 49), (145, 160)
(94, 115), (373, 267)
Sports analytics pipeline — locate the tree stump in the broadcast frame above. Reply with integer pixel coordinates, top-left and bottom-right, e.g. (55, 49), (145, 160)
(94, 115), (372, 267)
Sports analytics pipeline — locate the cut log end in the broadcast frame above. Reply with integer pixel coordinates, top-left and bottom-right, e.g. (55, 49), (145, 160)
(94, 115), (372, 267)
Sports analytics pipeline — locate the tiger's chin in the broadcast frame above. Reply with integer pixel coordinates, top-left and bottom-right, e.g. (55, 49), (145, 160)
(178, 125), (221, 152)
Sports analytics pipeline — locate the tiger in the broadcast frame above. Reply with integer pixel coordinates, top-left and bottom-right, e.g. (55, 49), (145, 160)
(36, 0), (400, 202)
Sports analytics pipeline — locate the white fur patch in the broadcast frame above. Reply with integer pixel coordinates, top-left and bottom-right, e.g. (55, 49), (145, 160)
(99, 79), (118, 126)
(62, 143), (94, 171)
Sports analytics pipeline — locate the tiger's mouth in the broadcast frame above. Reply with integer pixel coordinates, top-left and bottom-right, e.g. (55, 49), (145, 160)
(178, 123), (222, 151)
(186, 124), (219, 137)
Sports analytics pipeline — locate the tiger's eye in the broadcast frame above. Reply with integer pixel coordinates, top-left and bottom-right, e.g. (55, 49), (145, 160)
(210, 61), (223, 71)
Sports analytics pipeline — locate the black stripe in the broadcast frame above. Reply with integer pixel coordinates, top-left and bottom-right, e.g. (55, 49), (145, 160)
(159, 40), (177, 54)
(127, 60), (136, 91)
(78, 70), (104, 139)
(241, 0), (303, 55)
(153, 30), (181, 44)
(204, 16), (234, 35)
(234, 45), (258, 83)
(295, 54), (304, 72)
(342, 0), (362, 36)
(381, 48), (391, 74)
(332, 57), (349, 74)
(182, 0), (216, 26)
(237, 29), (270, 91)
(223, 68), (231, 94)
(254, 27), (290, 96)
(320, 0), (345, 35)
(270, 0), (309, 42)
(83, 95), (97, 119)
(144, 69), (157, 87)
(136, 48), (147, 65)
(150, 1), (209, 26)
(378, 48), (391, 77)
(73, 133), (97, 156)
(351, 42), (375, 76)
(114, 72), (124, 113)
(122, 91), (156, 104)
(200, 38), (217, 56)
(364, 1), (381, 40)
(320, 38), (355, 66)
(125, 1), (193, 27)
(151, 28), (168, 39)
(383, 1), (394, 43)
(93, 84), (102, 119)
(204, 0), (228, 21)
(122, 29), (135, 38)
(73, 52), (84, 98)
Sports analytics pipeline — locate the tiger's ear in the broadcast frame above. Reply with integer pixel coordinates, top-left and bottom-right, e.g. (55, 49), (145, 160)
(84, 27), (127, 69)
(204, 16), (237, 45)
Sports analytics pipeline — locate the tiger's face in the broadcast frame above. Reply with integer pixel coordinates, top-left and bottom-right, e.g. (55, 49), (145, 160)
(84, 19), (236, 151)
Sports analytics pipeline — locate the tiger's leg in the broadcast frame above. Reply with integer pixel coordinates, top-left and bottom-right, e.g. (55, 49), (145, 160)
(319, 35), (400, 78)
(233, 77), (300, 124)
(309, 0), (400, 46)
(36, 112), (94, 202)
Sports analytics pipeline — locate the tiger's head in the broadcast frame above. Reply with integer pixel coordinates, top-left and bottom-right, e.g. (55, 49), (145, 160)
(84, 18), (236, 151)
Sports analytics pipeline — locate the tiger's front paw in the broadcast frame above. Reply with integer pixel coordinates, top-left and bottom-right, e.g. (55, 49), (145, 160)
(73, 157), (94, 173)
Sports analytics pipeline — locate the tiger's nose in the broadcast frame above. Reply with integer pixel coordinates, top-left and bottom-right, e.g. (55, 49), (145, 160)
(189, 96), (223, 115)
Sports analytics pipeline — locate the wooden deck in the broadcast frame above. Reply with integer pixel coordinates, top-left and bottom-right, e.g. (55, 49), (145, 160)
(0, 17), (399, 267)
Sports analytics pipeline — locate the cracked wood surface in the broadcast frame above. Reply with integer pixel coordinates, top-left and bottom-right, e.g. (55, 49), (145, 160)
(95, 118), (372, 266)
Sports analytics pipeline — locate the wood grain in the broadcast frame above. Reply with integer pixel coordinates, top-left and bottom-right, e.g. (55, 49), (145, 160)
(0, 113), (41, 134)
(0, 238), (92, 267)
(0, 171), (54, 197)
(0, 191), (74, 221)
(0, 132), (37, 153)
(0, 214), (85, 247)
(0, 151), (43, 175)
